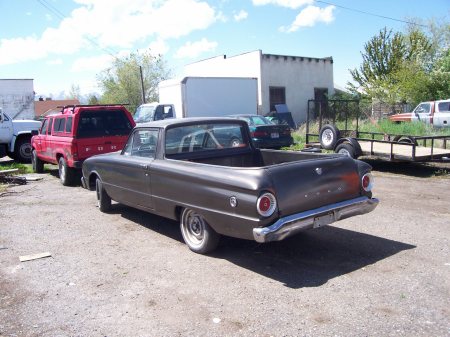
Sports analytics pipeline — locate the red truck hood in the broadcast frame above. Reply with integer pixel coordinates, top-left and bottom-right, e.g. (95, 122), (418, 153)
(389, 113), (413, 122)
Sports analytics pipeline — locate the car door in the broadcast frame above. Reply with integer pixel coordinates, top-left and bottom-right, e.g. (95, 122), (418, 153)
(107, 128), (159, 210)
(412, 103), (432, 124)
(0, 112), (13, 144)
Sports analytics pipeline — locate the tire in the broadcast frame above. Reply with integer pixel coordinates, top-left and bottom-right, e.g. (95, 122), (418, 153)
(31, 149), (44, 173)
(96, 178), (111, 212)
(319, 124), (340, 150)
(58, 157), (75, 186)
(335, 143), (356, 158)
(14, 137), (33, 163)
(230, 137), (241, 147)
(180, 208), (220, 254)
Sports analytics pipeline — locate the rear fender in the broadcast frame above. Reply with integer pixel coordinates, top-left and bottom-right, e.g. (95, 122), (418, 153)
(335, 138), (362, 157)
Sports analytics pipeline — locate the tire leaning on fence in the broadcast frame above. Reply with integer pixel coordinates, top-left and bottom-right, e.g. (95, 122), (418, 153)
(319, 124), (341, 150)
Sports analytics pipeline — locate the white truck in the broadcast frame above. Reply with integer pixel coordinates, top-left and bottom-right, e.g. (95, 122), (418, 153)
(389, 99), (450, 127)
(133, 77), (258, 123)
(0, 107), (41, 162)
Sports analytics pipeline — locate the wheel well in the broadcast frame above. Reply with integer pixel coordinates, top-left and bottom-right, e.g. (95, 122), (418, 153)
(88, 173), (99, 191)
(175, 206), (183, 221)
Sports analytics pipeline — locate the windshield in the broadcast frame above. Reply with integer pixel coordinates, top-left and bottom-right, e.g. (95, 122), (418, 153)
(134, 105), (156, 123)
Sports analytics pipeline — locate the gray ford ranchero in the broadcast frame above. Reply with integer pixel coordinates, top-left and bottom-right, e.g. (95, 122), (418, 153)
(82, 117), (378, 254)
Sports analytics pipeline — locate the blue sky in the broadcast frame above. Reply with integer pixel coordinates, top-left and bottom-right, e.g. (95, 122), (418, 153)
(0, 0), (448, 98)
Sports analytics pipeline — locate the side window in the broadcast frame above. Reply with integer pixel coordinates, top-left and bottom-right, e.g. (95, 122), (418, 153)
(416, 103), (431, 114)
(123, 129), (158, 158)
(48, 118), (54, 135)
(65, 117), (73, 133)
(54, 118), (66, 133)
(40, 119), (48, 135)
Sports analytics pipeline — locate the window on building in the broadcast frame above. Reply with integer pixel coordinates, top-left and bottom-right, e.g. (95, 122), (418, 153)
(269, 87), (286, 112)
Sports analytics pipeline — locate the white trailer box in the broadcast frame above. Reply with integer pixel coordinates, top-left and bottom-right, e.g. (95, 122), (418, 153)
(158, 77), (258, 118)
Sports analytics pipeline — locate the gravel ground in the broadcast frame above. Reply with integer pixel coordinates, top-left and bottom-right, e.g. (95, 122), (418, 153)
(0, 162), (449, 337)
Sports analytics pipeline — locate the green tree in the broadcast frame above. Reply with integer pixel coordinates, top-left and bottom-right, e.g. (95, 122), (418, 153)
(87, 94), (100, 105)
(97, 50), (171, 112)
(67, 84), (81, 100)
(349, 21), (449, 107)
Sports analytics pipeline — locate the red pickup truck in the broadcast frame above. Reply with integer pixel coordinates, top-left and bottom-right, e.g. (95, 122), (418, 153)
(31, 104), (135, 185)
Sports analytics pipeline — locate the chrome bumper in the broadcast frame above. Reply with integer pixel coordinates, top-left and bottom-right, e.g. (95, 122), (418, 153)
(253, 196), (379, 243)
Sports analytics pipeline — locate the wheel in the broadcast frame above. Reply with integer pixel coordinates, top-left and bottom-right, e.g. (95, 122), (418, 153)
(14, 137), (33, 163)
(58, 157), (75, 186)
(335, 143), (356, 158)
(180, 208), (220, 254)
(96, 178), (111, 212)
(319, 124), (340, 150)
(31, 149), (44, 173)
(230, 137), (241, 147)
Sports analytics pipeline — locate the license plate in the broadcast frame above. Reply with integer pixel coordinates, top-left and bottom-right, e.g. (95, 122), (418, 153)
(313, 213), (335, 228)
(271, 132), (279, 138)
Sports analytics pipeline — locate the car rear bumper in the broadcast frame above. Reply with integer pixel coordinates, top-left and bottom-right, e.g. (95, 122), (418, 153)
(252, 196), (379, 243)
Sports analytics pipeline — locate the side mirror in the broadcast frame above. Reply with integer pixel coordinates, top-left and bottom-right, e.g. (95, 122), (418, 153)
(31, 130), (39, 136)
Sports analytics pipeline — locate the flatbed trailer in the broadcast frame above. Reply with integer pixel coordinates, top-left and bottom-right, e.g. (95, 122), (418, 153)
(305, 99), (450, 163)
(307, 130), (450, 162)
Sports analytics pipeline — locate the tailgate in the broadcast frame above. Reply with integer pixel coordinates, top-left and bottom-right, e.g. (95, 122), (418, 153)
(76, 136), (128, 160)
(266, 156), (361, 216)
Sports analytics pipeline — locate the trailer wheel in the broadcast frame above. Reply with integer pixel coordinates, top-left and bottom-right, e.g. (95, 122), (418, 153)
(319, 124), (340, 150)
(335, 143), (356, 158)
(180, 208), (220, 254)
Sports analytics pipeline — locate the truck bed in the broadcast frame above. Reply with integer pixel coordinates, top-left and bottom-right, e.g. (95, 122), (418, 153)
(183, 148), (331, 167)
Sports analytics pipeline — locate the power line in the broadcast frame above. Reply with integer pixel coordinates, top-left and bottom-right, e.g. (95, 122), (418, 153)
(316, 1), (428, 28)
(36, 0), (120, 59)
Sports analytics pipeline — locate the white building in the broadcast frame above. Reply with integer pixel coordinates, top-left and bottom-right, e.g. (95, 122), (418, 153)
(0, 79), (35, 120)
(184, 50), (334, 125)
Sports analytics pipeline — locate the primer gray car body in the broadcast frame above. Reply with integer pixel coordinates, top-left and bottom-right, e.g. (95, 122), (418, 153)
(82, 118), (378, 253)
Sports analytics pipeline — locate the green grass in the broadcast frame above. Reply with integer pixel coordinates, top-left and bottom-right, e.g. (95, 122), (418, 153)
(0, 161), (33, 174)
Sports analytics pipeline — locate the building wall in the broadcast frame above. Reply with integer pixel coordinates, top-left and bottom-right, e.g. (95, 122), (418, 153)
(183, 50), (334, 125)
(261, 55), (334, 124)
(184, 51), (262, 111)
(0, 79), (35, 119)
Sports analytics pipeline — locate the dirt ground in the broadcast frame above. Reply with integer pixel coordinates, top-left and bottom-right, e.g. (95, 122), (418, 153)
(0, 160), (449, 337)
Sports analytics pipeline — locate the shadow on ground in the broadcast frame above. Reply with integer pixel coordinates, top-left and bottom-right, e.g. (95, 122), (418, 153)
(362, 158), (450, 178)
(112, 203), (415, 289)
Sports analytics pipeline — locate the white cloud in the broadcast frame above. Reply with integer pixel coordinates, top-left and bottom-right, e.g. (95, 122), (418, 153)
(280, 5), (335, 32)
(47, 58), (63, 65)
(174, 38), (218, 59)
(252, 0), (313, 9)
(71, 54), (114, 72)
(234, 10), (248, 22)
(147, 39), (170, 56)
(0, 0), (217, 66)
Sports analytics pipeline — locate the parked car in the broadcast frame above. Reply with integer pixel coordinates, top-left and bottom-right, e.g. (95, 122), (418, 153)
(230, 114), (294, 149)
(82, 117), (378, 254)
(31, 104), (135, 185)
(389, 99), (450, 127)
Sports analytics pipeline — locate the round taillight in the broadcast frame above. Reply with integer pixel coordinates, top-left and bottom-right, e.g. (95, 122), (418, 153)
(362, 173), (373, 192)
(257, 192), (277, 217)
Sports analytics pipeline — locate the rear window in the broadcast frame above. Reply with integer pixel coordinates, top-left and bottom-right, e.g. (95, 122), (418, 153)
(165, 123), (247, 156)
(76, 109), (133, 138)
